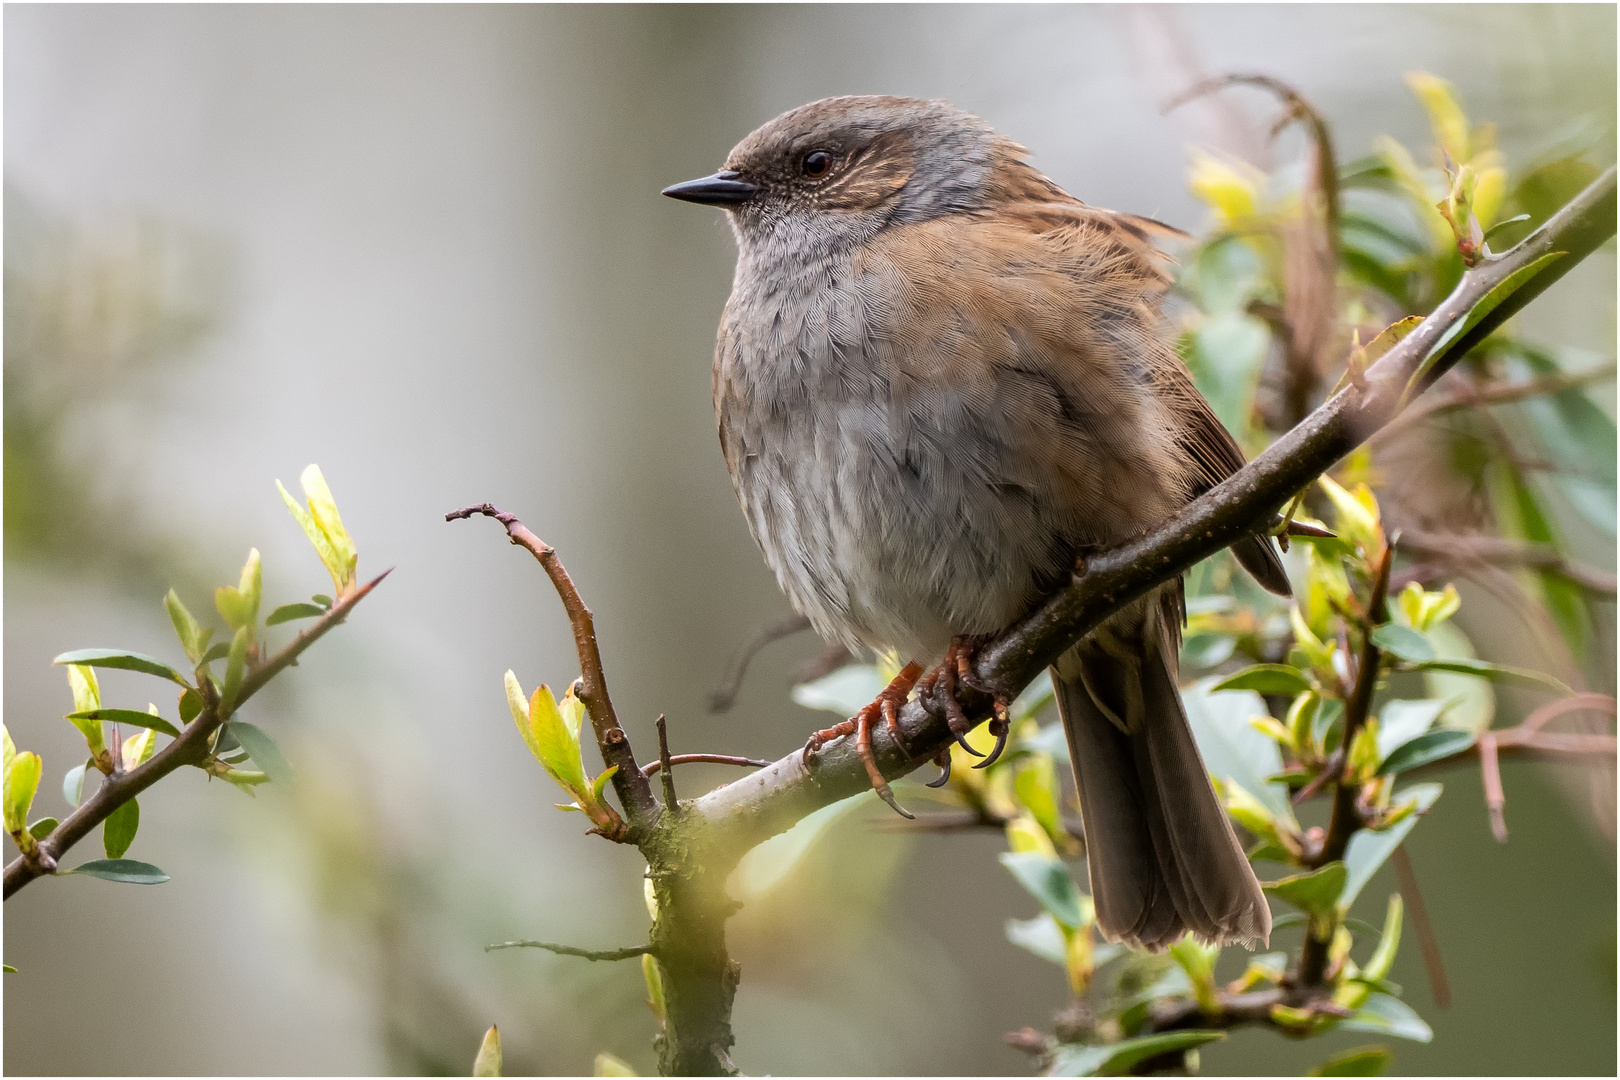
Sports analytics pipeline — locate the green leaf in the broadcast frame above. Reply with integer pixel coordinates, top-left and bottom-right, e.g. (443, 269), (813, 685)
(1362, 895), (1404, 982)
(279, 478), (345, 592)
(198, 642), (232, 666)
(3, 965), (15, 973)
(1264, 863), (1347, 919)
(28, 817), (58, 840)
(1006, 913), (1070, 965)
(1337, 992), (1433, 1043)
(164, 589), (208, 664)
(1341, 783), (1443, 909)
(63, 763), (88, 808)
(1369, 625), (1434, 662)
(1422, 623), (1494, 733)
(53, 649), (190, 688)
(178, 689), (203, 725)
(1406, 657), (1570, 696)
(1412, 251), (1567, 391)
(1186, 310), (1269, 444)
(219, 626), (250, 714)
(66, 709), (180, 739)
(1377, 729), (1476, 776)
(299, 465), (358, 589)
(999, 850), (1085, 930)
(472, 1024), (502, 1078)
(1376, 700), (1446, 760)
(103, 798), (139, 858)
(1184, 679), (1294, 821)
(215, 549), (263, 632)
(265, 602), (326, 626)
(731, 794), (863, 900)
(642, 953), (666, 1028)
(1050, 1031), (1227, 1076)
(4, 752), (42, 834)
(228, 722), (293, 786)
(64, 858), (169, 884)
(1308, 1046), (1393, 1076)
(1211, 664), (1314, 696)
(311, 594), (334, 610)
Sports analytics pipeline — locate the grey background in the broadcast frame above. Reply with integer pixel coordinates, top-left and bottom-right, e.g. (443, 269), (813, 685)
(5, 5), (1614, 1075)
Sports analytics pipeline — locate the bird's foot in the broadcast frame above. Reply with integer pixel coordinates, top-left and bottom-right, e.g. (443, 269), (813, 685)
(803, 661), (923, 819)
(918, 635), (1013, 771)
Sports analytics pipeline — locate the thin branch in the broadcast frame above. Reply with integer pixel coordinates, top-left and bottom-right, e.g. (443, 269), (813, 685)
(1371, 362), (1617, 447)
(1478, 732), (1509, 843)
(685, 165), (1616, 871)
(708, 613), (812, 714)
(640, 755), (772, 779)
(656, 715), (678, 811)
(1392, 845), (1452, 1009)
(484, 940), (651, 962)
(3, 568), (392, 899)
(1394, 530), (1617, 596)
(446, 504), (660, 834)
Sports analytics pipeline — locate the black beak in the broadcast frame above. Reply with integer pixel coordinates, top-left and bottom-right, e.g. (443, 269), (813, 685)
(661, 170), (757, 206)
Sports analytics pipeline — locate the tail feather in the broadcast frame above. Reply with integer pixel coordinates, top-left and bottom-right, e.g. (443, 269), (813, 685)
(1055, 591), (1270, 950)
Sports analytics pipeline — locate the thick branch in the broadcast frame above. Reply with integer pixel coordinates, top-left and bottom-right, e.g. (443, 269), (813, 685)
(3, 569), (391, 899)
(446, 505), (660, 834)
(688, 167), (1617, 867)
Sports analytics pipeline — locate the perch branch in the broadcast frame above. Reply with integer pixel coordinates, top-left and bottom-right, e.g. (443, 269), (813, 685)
(3, 569), (391, 899)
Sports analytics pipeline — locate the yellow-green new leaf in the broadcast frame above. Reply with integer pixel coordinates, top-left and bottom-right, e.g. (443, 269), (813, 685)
(219, 626), (250, 715)
(278, 478), (345, 591)
(594, 1051), (636, 1077)
(165, 590), (208, 664)
(504, 671), (542, 762)
(472, 1024), (502, 1078)
(215, 548), (263, 632)
(1013, 753), (1065, 850)
(3, 725), (14, 780)
(1406, 71), (1471, 164)
(123, 725), (157, 771)
(5, 752), (43, 836)
(530, 684), (590, 800)
(1362, 894), (1404, 982)
(66, 666), (108, 756)
(642, 953), (667, 1029)
(300, 465), (358, 593)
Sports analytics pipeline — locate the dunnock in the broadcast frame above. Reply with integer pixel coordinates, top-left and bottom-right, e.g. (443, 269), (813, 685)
(664, 96), (1286, 948)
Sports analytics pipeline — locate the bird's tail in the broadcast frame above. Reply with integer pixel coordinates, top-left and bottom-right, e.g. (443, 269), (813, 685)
(1054, 590), (1270, 950)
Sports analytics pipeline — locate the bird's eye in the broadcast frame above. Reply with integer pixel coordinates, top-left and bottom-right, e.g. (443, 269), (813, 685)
(802, 151), (833, 178)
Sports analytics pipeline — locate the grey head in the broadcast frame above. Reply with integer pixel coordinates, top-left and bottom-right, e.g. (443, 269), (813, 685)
(662, 95), (1015, 255)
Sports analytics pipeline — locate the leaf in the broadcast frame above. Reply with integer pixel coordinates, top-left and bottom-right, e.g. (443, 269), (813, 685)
(999, 851), (1085, 930)
(28, 817), (58, 840)
(1184, 679), (1294, 821)
(1369, 625), (1434, 663)
(300, 465), (358, 588)
(311, 594), (334, 610)
(1050, 1030), (1227, 1076)
(266, 602), (326, 626)
(63, 858), (170, 884)
(66, 710), (180, 739)
(279, 478), (345, 592)
(1406, 657), (1570, 696)
(1263, 862), (1347, 919)
(198, 641), (232, 666)
(730, 794), (863, 900)
(178, 689), (203, 725)
(53, 649), (190, 688)
(1422, 622), (1494, 733)
(63, 763), (88, 808)
(1376, 699), (1446, 760)
(790, 665), (890, 717)
(3, 965), (15, 973)
(529, 685), (589, 798)
(1341, 783), (1443, 909)
(103, 798), (140, 858)
(1308, 1046), (1393, 1076)
(123, 726), (157, 770)
(228, 722), (294, 786)
(1378, 729), (1476, 776)
(1186, 310), (1270, 443)
(1211, 664), (1314, 696)
(594, 1052), (636, 1077)
(1337, 992), (1434, 1043)
(164, 589), (208, 664)
(219, 626), (250, 714)
(1415, 252), (1567, 392)
(642, 953), (666, 1028)
(215, 548), (263, 631)
(1006, 913), (1069, 966)
(4, 752), (42, 834)
(472, 1024), (502, 1077)
(1362, 895), (1404, 982)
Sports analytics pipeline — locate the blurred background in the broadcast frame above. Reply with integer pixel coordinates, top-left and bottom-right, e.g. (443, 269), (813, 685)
(4, 4), (1614, 1075)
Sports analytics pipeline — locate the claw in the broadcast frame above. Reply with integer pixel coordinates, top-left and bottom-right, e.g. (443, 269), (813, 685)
(926, 750), (952, 788)
(952, 730), (986, 757)
(858, 705), (915, 818)
(973, 702), (1012, 770)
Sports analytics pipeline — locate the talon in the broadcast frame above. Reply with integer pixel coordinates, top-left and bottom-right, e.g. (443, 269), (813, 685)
(973, 702), (1012, 770)
(952, 730), (985, 757)
(857, 699), (914, 818)
(926, 750), (952, 788)
(803, 718), (855, 763)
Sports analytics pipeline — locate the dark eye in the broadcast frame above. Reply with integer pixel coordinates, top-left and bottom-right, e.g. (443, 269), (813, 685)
(802, 150), (833, 178)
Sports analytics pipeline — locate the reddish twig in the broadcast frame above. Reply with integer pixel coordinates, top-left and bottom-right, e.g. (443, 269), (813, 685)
(446, 504), (660, 834)
(640, 754), (772, 779)
(1478, 732), (1509, 843)
(708, 613), (813, 713)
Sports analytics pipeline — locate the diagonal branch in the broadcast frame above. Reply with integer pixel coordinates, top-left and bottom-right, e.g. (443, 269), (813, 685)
(485, 939), (651, 961)
(686, 165), (1617, 868)
(3, 568), (392, 899)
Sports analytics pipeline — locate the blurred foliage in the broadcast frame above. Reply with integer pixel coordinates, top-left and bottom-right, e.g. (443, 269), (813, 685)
(3, 182), (229, 592)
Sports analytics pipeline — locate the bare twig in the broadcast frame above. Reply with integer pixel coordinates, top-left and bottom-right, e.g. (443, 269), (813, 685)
(708, 613), (812, 713)
(485, 940), (651, 962)
(1478, 732), (1509, 843)
(446, 504), (660, 835)
(656, 715), (679, 811)
(1392, 845), (1452, 1008)
(1371, 362), (1617, 448)
(3, 569), (392, 899)
(1394, 530), (1618, 597)
(640, 755), (772, 779)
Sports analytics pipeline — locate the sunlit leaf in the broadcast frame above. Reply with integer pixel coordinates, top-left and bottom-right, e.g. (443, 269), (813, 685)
(1006, 912), (1069, 966)
(730, 794), (863, 900)
(642, 953), (667, 1029)
(218, 626), (250, 714)
(1376, 699), (1445, 760)
(215, 548), (263, 632)
(472, 1025), (502, 1077)
(594, 1051), (636, 1077)
(4, 752), (43, 835)
(54, 649), (189, 688)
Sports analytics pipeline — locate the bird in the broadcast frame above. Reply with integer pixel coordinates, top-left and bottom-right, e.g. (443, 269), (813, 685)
(662, 95), (1286, 950)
